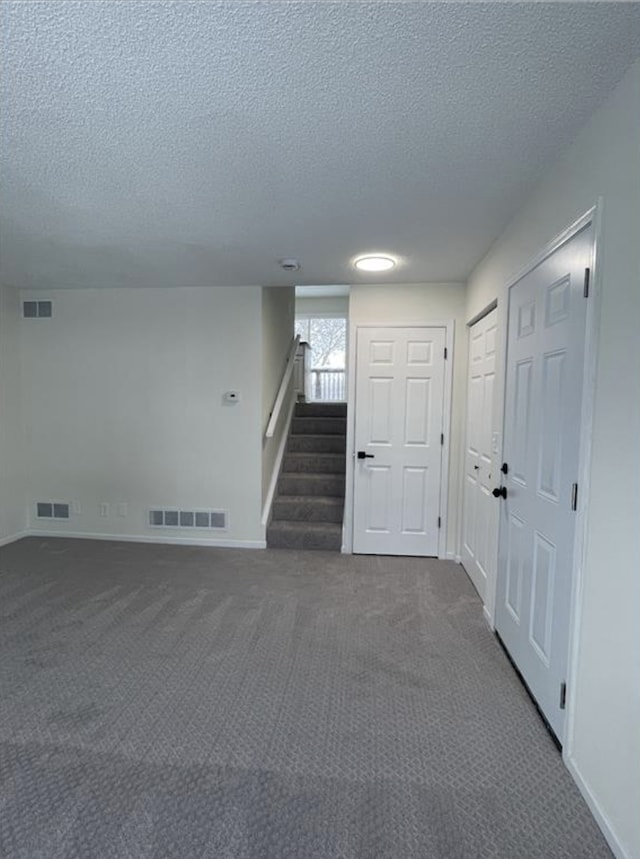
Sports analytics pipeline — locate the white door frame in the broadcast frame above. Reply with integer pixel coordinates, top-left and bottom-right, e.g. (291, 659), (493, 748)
(492, 202), (602, 756)
(343, 320), (455, 559)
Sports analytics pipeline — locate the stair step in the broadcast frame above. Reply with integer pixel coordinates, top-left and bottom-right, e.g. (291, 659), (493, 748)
(282, 452), (346, 474)
(278, 473), (345, 497)
(292, 416), (347, 435)
(287, 433), (346, 454)
(295, 402), (347, 418)
(267, 520), (342, 551)
(272, 495), (344, 523)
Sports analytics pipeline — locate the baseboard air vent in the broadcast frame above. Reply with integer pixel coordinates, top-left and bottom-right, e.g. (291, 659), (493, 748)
(23, 300), (53, 318)
(148, 509), (227, 530)
(36, 501), (70, 519)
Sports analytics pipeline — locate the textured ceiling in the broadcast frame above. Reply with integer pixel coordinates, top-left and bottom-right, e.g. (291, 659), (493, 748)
(1, 1), (639, 289)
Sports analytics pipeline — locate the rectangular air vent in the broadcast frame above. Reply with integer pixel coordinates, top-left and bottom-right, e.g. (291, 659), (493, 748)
(23, 300), (52, 318)
(148, 509), (227, 530)
(195, 511), (209, 528)
(36, 501), (70, 519)
(164, 510), (179, 527)
(210, 511), (226, 529)
(36, 502), (53, 518)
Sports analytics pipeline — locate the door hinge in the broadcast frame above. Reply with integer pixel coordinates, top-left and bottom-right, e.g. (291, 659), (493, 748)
(560, 682), (567, 710)
(440, 433), (444, 446)
(437, 516), (441, 529)
(571, 483), (578, 511)
(583, 267), (591, 298)
(444, 347), (448, 360)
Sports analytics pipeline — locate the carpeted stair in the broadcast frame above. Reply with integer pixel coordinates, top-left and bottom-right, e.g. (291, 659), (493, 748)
(267, 402), (346, 550)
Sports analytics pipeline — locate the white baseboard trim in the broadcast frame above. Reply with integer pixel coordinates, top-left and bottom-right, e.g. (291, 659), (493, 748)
(0, 530), (29, 548)
(27, 530), (267, 550)
(564, 754), (630, 859)
(445, 551), (461, 563)
(261, 394), (297, 527)
(482, 605), (495, 630)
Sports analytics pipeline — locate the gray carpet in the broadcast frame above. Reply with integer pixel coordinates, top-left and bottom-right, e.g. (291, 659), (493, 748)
(0, 537), (611, 858)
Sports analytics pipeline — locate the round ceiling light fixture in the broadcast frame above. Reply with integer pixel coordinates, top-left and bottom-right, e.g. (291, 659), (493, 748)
(354, 255), (396, 272)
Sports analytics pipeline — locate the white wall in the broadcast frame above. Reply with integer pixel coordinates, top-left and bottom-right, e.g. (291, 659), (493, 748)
(0, 285), (26, 543)
(262, 286), (295, 511)
(466, 59), (640, 859)
(20, 286), (265, 547)
(347, 282), (467, 558)
(295, 295), (349, 317)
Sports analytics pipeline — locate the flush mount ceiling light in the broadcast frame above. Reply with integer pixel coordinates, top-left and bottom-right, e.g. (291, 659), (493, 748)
(354, 255), (396, 272)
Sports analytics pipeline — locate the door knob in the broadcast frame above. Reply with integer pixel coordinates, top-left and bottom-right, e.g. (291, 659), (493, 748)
(357, 451), (375, 459)
(492, 486), (507, 499)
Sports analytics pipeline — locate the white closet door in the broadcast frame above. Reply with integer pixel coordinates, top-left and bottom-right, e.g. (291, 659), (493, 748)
(353, 327), (446, 556)
(495, 224), (592, 740)
(461, 308), (498, 600)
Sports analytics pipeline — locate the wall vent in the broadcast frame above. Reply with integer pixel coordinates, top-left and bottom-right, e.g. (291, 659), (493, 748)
(23, 300), (53, 318)
(36, 501), (70, 519)
(148, 509), (227, 530)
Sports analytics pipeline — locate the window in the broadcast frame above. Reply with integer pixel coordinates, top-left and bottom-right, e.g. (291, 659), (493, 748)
(295, 317), (346, 401)
(295, 317), (346, 368)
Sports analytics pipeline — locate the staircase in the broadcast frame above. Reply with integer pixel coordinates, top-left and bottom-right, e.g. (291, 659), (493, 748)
(267, 402), (347, 550)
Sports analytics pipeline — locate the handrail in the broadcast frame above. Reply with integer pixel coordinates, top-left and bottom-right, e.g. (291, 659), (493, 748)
(265, 334), (300, 439)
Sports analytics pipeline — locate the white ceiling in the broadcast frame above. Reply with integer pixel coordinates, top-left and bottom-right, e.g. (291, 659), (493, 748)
(1, 1), (639, 290)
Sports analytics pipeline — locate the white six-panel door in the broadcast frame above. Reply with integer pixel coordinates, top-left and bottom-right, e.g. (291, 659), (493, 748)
(352, 327), (446, 556)
(462, 308), (498, 599)
(495, 224), (592, 741)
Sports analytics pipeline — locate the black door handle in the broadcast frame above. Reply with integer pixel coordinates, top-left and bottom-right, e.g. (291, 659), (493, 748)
(357, 451), (375, 459)
(492, 486), (507, 499)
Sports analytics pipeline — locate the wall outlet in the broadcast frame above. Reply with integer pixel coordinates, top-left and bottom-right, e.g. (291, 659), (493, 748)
(117, 502), (128, 517)
(99, 502), (110, 517)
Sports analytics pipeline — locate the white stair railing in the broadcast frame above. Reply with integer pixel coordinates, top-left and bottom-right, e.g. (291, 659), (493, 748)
(310, 367), (346, 401)
(265, 334), (300, 439)
(293, 341), (311, 403)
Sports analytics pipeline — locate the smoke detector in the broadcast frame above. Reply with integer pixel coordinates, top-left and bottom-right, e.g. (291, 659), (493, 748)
(279, 258), (301, 272)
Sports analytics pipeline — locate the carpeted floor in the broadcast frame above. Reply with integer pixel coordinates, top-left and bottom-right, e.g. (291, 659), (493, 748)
(0, 537), (611, 858)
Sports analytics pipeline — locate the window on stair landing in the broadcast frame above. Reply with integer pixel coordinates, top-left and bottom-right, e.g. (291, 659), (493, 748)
(294, 317), (346, 402)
